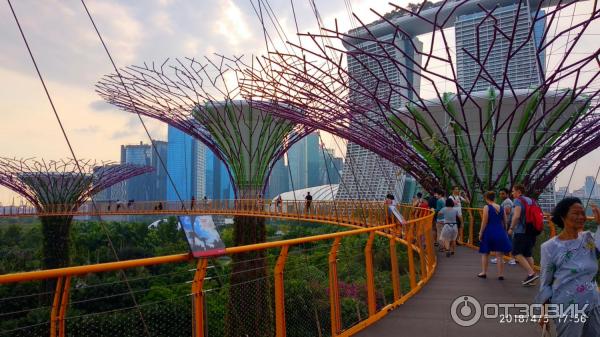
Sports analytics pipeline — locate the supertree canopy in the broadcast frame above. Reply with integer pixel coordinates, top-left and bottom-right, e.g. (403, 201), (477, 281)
(96, 55), (312, 199)
(0, 157), (153, 270)
(96, 55), (313, 337)
(240, 0), (600, 200)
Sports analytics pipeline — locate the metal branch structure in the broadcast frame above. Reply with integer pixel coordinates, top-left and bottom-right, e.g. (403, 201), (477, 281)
(97, 55), (314, 337)
(241, 0), (600, 200)
(0, 157), (153, 270)
(0, 157), (153, 211)
(96, 55), (313, 199)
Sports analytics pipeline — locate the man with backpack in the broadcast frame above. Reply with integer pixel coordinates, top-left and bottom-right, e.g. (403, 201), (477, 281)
(508, 183), (543, 286)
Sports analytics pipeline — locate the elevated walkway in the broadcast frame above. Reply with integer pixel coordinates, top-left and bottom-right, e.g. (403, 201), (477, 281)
(358, 246), (540, 336)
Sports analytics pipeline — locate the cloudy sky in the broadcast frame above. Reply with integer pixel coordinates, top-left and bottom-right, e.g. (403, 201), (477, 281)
(0, 0), (598, 205)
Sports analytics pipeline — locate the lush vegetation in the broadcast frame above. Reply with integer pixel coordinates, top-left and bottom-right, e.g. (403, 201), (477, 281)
(0, 217), (415, 337)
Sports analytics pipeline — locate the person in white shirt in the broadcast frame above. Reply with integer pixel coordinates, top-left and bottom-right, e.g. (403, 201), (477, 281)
(448, 186), (469, 243)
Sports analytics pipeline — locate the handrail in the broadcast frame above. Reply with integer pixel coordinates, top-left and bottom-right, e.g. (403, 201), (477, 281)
(0, 203), (436, 337)
(0, 222), (396, 284)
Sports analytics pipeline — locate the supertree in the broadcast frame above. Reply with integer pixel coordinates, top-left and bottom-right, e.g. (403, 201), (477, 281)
(240, 0), (600, 202)
(96, 55), (313, 337)
(0, 157), (153, 270)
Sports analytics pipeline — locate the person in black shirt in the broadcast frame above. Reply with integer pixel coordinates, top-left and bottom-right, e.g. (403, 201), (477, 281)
(305, 192), (313, 214)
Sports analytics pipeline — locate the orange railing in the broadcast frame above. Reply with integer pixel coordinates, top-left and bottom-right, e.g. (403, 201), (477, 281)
(0, 202), (435, 337)
(2, 199), (415, 222)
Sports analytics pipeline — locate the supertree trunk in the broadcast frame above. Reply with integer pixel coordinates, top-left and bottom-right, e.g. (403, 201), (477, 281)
(40, 215), (74, 270)
(225, 215), (272, 337)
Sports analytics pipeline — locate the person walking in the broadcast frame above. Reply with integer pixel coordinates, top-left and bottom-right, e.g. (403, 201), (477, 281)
(434, 189), (446, 249)
(275, 195), (283, 213)
(508, 184), (539, 286)
(448, 186), (469, 244)
(439, 198), (460, 257)
(491, 188), (517, 265)
(536, 199), (600, 336)
(305, 192), (313, 214)
(477, 191), (512, 279)
(190, 195), (196, 210)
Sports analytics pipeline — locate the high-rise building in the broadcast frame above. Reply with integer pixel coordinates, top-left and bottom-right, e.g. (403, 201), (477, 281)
(584, 176), (599, 198)
(166, 125), (205, 201)
(287, 132), (323, 190)
(455, 2), (557, 208)
(93, 164), (127, 202)
(120, 140), (168, 201)
(321, 147), (344, 185)
(337, 23), (421, 200)
(266, 157), (289, 198)
(205, 149), (234, 199)
(455, 2), (546, 91)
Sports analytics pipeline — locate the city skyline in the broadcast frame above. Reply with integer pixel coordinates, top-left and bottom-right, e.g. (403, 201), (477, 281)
(0, 0), (598, 204)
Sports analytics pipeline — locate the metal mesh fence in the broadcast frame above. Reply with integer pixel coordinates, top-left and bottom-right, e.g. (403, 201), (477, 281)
(283, 244), (330, 337)
(0, 280), (52, 337)
(336, 235), (369, 332)
(0, 207), (434, 337)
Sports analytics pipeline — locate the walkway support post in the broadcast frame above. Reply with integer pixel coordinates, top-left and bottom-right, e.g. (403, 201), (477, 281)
(389, 237), (401, 301)
(192, 258), (208, 337)
(468, 209), (475, 245)
(50, 277), (64, 337)
(275, 245), (289, 337)
(57, 276), (71, 337)
(417, 223), (428, 281)
(406, 223), (417, 289)
(365, 232), (377, 316)
(328, 238), (342, 337)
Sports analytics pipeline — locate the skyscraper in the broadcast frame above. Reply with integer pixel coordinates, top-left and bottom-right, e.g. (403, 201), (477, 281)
(266, 157), (289, 198)
(585, 176), (599, 198)
(120, 140), (167, 201)
(166, 125), (205, 201)
(455, 1), (554, 208)
(455, 2), (546, 91)
(337, 22), (421, 200)
(205, 149), (234, 199)
(287, 132), (323, 190)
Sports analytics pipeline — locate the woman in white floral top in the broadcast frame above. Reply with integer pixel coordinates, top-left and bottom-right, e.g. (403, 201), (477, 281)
(536, 198), (600, 336)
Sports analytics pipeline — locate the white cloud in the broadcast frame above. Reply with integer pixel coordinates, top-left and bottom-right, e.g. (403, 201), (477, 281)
(214, 0), (252, 47)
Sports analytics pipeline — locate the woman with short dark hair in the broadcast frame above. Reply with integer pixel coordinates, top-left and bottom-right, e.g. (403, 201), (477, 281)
(536, 199), (600, 336)
(439, 197), (460, 257)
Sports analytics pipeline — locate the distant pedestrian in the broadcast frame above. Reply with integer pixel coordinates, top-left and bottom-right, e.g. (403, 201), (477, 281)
(275, 195), (283, 213)
(448, 186), (469, 243)
(158, 202), (163, 211)
(305, 192), (313, 214)
(203, 196), (208, 209)
(257, 193), (263, 211)
(438, 198), (460, 257)
(508, 184), (539, 286)
(190, 196), (196, 210)
(411, 192), (428, 217)
(477, 191), (512, 279)
(536, 199), (600, 336)
(385, 194), (397, 221)
(434, 189), (446, 249)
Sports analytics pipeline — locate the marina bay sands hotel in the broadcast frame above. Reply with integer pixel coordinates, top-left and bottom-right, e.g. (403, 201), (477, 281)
(336, 0), (553, 205)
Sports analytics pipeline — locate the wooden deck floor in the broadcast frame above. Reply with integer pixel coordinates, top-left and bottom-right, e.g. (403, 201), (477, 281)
(356, 246), (543, 337)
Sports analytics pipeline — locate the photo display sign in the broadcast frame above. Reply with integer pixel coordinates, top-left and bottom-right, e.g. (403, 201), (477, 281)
(179, 215), (226, 257)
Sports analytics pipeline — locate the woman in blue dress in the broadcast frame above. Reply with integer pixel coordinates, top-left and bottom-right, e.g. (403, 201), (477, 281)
(536, 198), (600, 336)
(478, 191), (512, 279)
